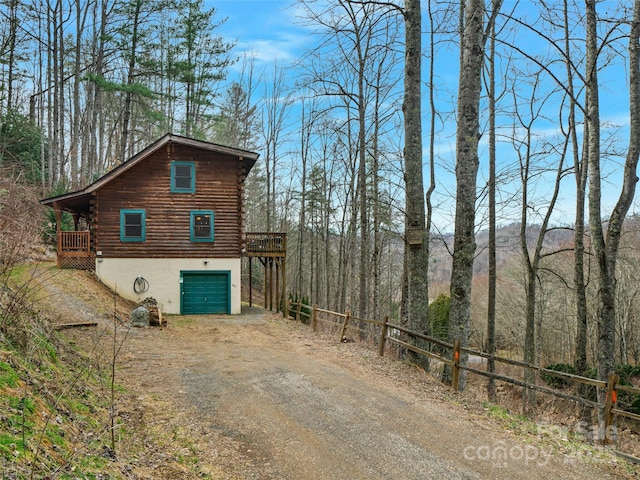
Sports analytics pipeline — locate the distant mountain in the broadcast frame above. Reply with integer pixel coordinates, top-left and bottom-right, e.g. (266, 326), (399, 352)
(428, 222), (575, 284)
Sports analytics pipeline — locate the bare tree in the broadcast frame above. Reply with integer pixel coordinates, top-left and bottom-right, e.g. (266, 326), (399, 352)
(261, 63), (294, 231)
(339, 0), (431, 359)
(509, 68), (570, 411)
(446, 0), (502, 389)
(400, 0), (431, 365)
(298, 0), (402, 322)
(557, 0), (591, 423)
(1, 0), (20, 114)
(485, 10), (498, 402)
(586, 0), (640, 441)
(118, 0), (144, 163)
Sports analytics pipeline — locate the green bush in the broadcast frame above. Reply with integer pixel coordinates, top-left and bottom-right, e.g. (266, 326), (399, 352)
(287, 293), (312, 323)
(616, 364), (640, 382)
(615, 364), (640, 416)
(545, 364), (640, 415)
(428, 294), (449, 354)
(0, 109), (45, 185)
(540, 363), (576, 389)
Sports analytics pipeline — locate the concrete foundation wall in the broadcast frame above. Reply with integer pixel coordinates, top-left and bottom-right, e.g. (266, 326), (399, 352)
(95, 257), (242, 314)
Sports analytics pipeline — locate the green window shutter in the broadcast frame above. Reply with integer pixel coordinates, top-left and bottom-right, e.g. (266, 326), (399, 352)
(120, 209), (146, 242)
(190, 210), (214, 242)
(171, 161), (196, 193)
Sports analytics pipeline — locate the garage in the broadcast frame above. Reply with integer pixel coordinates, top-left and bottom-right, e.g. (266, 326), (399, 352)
(180, 271), (231, 314)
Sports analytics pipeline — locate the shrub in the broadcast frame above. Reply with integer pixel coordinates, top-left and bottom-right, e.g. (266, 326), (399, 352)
(615, 364), (640, 416)
(428, 294), (449, 354)
(540, 363), (576, 389)
(429, 294), (449, 338)
(546, 364), (640, 415)
(0, 171), (43, 266)
(287, 293), (312, 323)
(0, 109), (45, 185)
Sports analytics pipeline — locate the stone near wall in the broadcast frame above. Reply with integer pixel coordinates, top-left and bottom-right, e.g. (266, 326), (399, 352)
(130, 306), (150, 327)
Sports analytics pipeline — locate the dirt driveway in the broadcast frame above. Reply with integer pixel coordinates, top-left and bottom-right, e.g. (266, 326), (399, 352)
(37, 266), (634, 479)
(115, 309), (633, 480)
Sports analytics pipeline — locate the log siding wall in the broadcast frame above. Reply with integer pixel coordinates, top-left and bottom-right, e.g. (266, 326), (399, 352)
(94, 144), (246, 258)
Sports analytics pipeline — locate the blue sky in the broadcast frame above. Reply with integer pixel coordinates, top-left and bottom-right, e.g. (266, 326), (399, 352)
(209, 0), (636, 230)
(212, 0), (306, 66)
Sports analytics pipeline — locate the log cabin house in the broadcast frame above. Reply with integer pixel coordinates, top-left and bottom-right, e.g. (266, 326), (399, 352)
(41, 134), (285, 315)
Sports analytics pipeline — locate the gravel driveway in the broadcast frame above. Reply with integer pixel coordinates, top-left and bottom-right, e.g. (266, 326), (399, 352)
(115, 308), (631, 480)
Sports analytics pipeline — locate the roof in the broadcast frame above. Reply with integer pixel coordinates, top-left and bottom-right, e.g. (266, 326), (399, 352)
(40, 134), (259, 216)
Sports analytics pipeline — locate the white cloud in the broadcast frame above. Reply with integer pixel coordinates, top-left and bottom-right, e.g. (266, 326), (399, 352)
(235, 33), (307, 63)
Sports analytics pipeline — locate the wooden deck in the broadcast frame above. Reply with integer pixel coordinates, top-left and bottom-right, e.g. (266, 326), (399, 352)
(244, 233), (286, 312)
(245, 232), (286, 257)
(57, 231), (94, 270)
(56, 231), (286, 271)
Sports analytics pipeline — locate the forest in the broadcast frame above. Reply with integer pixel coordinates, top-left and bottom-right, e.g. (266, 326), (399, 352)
(1, 0), (640, 433)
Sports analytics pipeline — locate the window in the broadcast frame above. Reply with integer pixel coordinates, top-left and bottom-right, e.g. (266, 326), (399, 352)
(120, 210), (146, 242)
(190, 211), (214, 242)
(171, 161), (195, 193)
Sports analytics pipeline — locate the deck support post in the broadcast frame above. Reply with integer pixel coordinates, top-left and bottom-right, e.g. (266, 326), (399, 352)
(244, 233), (287, 313)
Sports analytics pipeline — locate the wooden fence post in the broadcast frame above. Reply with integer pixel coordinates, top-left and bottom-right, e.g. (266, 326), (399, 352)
(282, 296), (288, 318)
(378, 316), (389, 357)
(451, 339), (461, 392)
(312, 305), (318, 332)
(603, 371), (620, 444)
(296, 298), (302, 322)
(340, 310), (351, 341)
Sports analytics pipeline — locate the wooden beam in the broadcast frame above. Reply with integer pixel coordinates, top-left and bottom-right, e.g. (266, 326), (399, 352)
(249, 257), (253, 307)
(55, 322), (98, 330)
(53, 203), (62, 268)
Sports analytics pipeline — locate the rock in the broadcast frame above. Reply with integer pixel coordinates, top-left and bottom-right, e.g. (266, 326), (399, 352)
(130, 306), (150, 327)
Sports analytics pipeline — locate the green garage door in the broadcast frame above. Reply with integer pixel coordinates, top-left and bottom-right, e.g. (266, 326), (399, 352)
(180, 271), (231, 314)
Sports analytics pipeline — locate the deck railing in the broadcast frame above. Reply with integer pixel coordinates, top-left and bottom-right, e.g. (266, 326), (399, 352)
(245, 232), (287, 255)
(58, 231), (91, 257)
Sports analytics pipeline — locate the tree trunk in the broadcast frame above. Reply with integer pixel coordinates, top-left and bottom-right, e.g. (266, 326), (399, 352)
(486, 16), (497, 402)
(357, 28), (369, 324)
(57, 0), (66, 184)
(372, 90), (381, 328)
(298, 101), (309, 299)
(4, 0), (18, 113)
(563, 0), (590, 423)
(121, 0), (141, 164)
(425, 0), (438, 364)
(445, 0), (486, 388)
(402, 0), (430, 369)
(71, 0), (87, 186)
(587, 0), (640, 442)
(585, 0), (608, 439)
